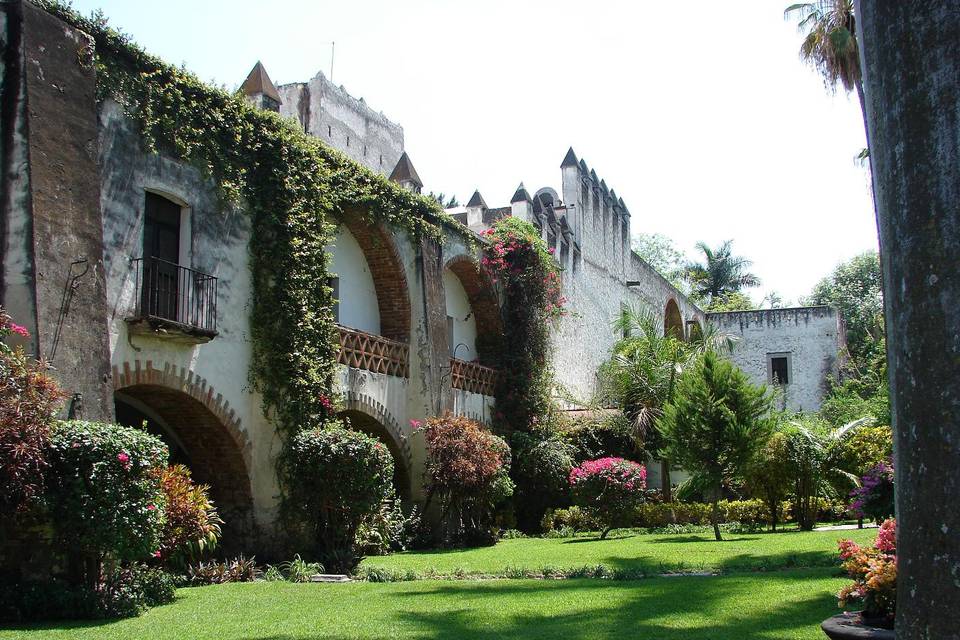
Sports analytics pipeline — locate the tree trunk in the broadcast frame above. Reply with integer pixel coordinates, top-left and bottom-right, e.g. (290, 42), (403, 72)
(659, 458), (672, 503)
(711, 499), (722, 541)
(854, 3), (960, 638)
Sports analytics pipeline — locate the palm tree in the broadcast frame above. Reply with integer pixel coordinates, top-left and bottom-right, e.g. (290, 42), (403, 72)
(601, 307), (735, 501)
(785, 2), (867, 138)
(685, 240), (760, 307)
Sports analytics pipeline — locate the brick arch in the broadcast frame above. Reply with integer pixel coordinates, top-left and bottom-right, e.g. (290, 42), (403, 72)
(112, 360), (254, 550)
(339, 212), (411, 342)
(664, 298), (684, 340)
(338, 391), (412, 501)
(445, 254), (504, 366)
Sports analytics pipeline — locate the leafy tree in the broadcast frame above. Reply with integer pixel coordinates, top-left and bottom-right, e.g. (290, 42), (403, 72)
(599, 308), (734, 502)
(660, 351), (773, 540)
(685, 240), (760, 307)
(568, 457), (647, 539)
(707, 291), (756, 312)
(782, 419), (829, 531)
(632, 233), (688, 292)
(743, 431), (792, 531)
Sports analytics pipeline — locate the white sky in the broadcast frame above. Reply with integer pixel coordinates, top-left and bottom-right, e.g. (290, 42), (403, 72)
(71, 0), (879, 303)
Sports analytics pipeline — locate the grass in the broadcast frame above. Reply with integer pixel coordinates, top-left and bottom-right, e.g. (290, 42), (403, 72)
(360, 527), (876, 577)
(0, 568), (848, 640)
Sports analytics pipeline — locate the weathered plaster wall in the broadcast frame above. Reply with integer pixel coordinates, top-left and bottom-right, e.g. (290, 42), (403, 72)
(328, 226), (380, 334)
(443, 267), (478, 362)
(277, 71), (404, 176)
(707, 306), (843, 412)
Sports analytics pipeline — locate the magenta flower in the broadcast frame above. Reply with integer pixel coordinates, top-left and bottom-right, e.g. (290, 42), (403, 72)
(8, 323), (29, 337)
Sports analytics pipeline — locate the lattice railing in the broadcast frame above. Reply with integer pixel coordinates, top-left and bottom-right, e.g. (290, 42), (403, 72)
(450, 358), (498, 397)
(338, 326), (409, 377)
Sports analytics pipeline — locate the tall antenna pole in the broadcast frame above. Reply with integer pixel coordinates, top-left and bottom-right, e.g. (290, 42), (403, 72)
(330, 41), (335, 82)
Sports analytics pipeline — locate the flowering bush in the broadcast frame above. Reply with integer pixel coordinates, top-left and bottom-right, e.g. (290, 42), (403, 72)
(849, 460), (895, 523)
(0, 312), (63, 517)
(569, 457), (647, 539)
(156, 464), (222, 566)
(837, 518), (897, 628)
(281, 426), (394, 572)
(45, 421), (168, 586)
(420, 414), (513, 546)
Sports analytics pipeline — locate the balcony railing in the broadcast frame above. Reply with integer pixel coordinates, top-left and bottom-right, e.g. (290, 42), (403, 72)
(450, 358), (498, 397)
(129, 257), (218, 338)
(338, 325), (409, 377)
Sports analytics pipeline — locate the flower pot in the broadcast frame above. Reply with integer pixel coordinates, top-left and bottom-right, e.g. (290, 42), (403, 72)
(821, 612), (895, 639)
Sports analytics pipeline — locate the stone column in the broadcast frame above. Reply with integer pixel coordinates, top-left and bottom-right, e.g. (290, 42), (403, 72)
(855, 2), (960, 637)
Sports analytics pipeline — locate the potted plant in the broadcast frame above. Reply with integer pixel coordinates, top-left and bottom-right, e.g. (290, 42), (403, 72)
(821, 519), (896, 639)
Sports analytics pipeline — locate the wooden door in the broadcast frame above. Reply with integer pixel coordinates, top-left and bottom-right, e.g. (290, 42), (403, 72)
(143, 193), (181, 321)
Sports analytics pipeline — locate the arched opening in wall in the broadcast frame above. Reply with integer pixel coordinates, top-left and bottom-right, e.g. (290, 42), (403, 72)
(687, 320), (704, 343)
(444, 256), (503, 366)
(337, 409), (411, 503)
(664, 299), (684, 340)
(114, 387), (254, 553)
(331, 213), (411, 343)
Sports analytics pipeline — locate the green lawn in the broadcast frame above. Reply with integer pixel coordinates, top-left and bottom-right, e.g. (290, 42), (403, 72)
(361, 528), (875, 576)
(0, 568), (847, 640)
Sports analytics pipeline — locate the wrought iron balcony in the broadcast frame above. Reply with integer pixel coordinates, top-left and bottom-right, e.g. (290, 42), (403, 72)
(338, 325), (409, 377)
(126, 257), (218, 342)
(450, 358), (498, 397)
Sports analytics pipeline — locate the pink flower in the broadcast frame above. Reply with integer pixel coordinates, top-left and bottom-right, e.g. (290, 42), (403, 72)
(875, 518), (897, 554)
(410, 419), (422, 429)
(147, 504), (157, 511)
(547, 248), (555, 255)
(152, 551), (162, 558)
(8, 323), (28, 337)
(117, 452), (130, 463)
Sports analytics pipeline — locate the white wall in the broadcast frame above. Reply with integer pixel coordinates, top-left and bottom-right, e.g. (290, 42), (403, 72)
(443, 268), (478, 361)
(328, 226), (380, 335)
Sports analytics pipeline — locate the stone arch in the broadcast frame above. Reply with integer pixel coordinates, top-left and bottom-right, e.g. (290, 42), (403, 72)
(339, 212), (411, 342)
(112, 360), (254, 550)
(339, 391), (412, 502)
(664, 298), (684, 340)
(444, 254), (504, 366)
(687, 319), (704, 342)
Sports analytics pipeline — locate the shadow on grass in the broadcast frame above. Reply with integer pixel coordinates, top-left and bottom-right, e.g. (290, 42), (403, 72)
(649, 535), (762, 543)
(561, 533), (637, 544)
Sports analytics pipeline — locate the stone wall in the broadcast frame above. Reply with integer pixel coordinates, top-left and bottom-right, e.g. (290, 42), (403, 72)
(277, 71), (404, 176)
(707, 306), (845, 412)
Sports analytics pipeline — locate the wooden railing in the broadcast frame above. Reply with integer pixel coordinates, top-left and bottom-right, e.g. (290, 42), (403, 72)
(337, 326), (409, 377)
(450, 358), (498, 397)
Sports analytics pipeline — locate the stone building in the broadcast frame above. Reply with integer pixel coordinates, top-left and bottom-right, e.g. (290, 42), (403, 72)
(0, 1), (843, 552)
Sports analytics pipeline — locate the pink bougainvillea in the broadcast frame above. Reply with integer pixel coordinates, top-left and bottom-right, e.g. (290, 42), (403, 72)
(569, 457), (646, 539)
(836, 518), (897, 628)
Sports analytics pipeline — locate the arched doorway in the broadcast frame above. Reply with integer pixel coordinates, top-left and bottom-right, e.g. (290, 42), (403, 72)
(337, 408), (412, 503)
(112, 366), (255, 553)
(664, 299), (684, 340)
(444, 255), (503, 366)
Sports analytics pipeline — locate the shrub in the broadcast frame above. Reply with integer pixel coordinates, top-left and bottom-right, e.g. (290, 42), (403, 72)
(569, 457), (647, 539)
(511, 432), (574, 532)
(541, 505), (601, 532)
(849, 461), (895, 523)
(157, 464), (222, 566)
(357, 496), (410, 555)
(45, 420), (168, 587)
(421, 414), (513, 546)
(782, 419), (829, 531)
(265, 554), (323, 583)
(837, 519), (897, 628)
(185, 555), (261, 585)
(559, 413), (637, 464)
(0, 311), (64, 518)
(743, 431), (792, 530)
(281, 427), (393, 572)
(131, 565), (177, 607)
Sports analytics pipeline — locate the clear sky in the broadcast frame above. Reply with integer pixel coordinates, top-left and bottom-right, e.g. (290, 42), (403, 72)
(70, 0), (879, 303)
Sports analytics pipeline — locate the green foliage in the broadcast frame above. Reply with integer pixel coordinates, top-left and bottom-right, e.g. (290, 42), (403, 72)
(157, 464), (222, 566)
(185, 556), (262, 585)
(281, 427), (394, 572)
(706, 291), (756, 312)
(743, 431), (793, 530)
(35, 1), (460, 444)
(785, 1), (862, 95)
(266, 554), (324, 583)
(828, 425), (892, 479)
(357, 498), (413, 555)
(685, 240), (761, 306)
(510, 432), (574, 532)
(661, 352), (773, 539)
(632, 232), (689, 292)
(559, 413), (637, 463)
(781, 418), (830, 531)
(46, 421), (168, 583)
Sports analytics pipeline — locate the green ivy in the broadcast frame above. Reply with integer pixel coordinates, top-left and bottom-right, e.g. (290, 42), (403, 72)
(35, 1), (472, 439)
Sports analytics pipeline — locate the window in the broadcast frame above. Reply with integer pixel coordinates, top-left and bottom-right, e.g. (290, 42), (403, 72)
(768, 353), (791, 385)
(346, 136), (350, 147)
(447, 315), (455, 357)
(328, 277), (340, 323)
(327, 125), (332, 137)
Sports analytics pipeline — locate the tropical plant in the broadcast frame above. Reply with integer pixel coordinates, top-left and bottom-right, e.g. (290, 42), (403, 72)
(684, 240), (760, 307)
(660, 351), (773, 540)
(156, 464), (222, 566)
(837, 518), (897, 628)
(185, 555), (262, 585)
(568, 457), (647, 539)
(280, 427), (394, 573)
(599, 307), (735, 501)
(782, 418), (830, 531)
(743, 431), (793, 531)
(45, 421), (168, 588)
(420, 414), (513, 546)
(849, 460), (894, 523)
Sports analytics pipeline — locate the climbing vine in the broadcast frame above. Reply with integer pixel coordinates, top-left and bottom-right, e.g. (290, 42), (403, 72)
(35, 1), (471, 440)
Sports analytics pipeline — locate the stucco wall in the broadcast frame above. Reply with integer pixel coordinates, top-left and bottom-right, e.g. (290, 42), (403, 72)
(443, 268), (478, 362)
(278, 71), (404, 177)
(328, 226), (380, 334)
(707, 306), (844, 412)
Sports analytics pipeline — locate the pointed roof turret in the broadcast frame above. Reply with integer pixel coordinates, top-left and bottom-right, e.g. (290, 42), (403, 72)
(579, 159), (588, 174)
(510, 182), (532, 203)
(466, 190), (487, 209)
(560, 147), (579, 168)
(241, 61), (282, 104)
(389, 152), (423, 190)
(589, 168), (599, 184)
(600, 179), (609, 195)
